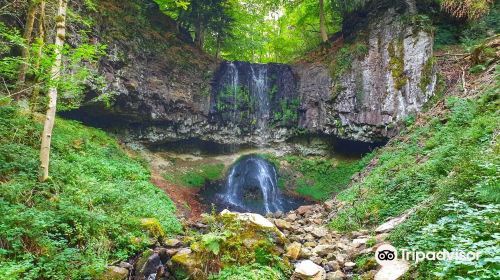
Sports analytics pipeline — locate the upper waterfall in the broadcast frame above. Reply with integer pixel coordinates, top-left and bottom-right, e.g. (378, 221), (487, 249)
(210, 61), (300, 145)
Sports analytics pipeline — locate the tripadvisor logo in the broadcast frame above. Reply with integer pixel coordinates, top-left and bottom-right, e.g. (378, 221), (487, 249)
(375, 243), (481, 265)
(375, 244), (398, 265)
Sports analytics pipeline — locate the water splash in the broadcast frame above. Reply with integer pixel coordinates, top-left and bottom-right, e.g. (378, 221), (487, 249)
(224, 155), (283, 213)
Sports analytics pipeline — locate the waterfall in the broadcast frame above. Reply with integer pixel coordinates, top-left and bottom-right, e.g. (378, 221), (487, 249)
(250, 65), (270, 133)
(224, 155), (283, 213)
(211, 61), (299, 145)
(228, 62), (239, 121)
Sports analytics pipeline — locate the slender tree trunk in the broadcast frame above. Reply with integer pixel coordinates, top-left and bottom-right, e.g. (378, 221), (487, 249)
(31, 0), (45, 111)
(194, 22), (204, 48)
(319, 0), (328, 42)
(17, 0), (37, 92)
(215, 35), (221, 59)
(39, 0), (67, 182)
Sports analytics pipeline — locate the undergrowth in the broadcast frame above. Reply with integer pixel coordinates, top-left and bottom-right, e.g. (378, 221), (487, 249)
(0, 105), (181, 280)
(329, 76), (499, 279)
(281, 154), (374, 201)
(164, 163), (225, 187)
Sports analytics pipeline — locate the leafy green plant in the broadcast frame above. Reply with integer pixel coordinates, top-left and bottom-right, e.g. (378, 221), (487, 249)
(329, 82), (499, 279)
(406, 199), (500, 279)
(0, 105), (181, 280)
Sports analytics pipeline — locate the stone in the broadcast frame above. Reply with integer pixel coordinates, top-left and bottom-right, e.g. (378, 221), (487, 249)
(274, 219), (292, 230)
(374, 260), (410, 280)
(304, 241), (317, 248)
(287, 213), (298, 221)
(70, 0), (435, 149)
(133, 249), (154, 280)
(304, 234), (315, 242)
(300, 248), (313, 258)
(141, 253), (162, 278)
(326, 270), (345, 280)
(274, 211), (284, 218)
(169, 248), (202, 280)
(344, 261), (356, 271)
(311, 227), (328, 238)
(119, 262), (133, 269)
(297, 205), (314, 216)
(352, 238), (368, 247)
(375, 209), (415, 233)
(311, 256), (325, 265)
(163, 238), (181, 247)
(100, 266), (129, 280)
(312, 245), (335, 257)
(286, 242), (302, 260)
(325, 261), (340, 272)
(293, 260), (326, 280)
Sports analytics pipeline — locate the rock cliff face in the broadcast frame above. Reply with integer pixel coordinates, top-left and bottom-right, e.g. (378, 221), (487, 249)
(295, 0), (437, 142)
(68, 0), (436, 148)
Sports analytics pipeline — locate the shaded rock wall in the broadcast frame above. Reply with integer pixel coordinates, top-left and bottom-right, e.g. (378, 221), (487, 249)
(295, 0), (437, 142)
(67, 0), (435, 148)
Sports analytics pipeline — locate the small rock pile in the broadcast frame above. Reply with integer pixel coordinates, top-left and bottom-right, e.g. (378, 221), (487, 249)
(265, 202), (388, 280)
(106, 200), (410, 280)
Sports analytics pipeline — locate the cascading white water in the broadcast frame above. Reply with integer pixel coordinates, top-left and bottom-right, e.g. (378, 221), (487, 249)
(224, 155), (283, 213)
(250, 66), (270, 131)
(228, 62), (239, 121)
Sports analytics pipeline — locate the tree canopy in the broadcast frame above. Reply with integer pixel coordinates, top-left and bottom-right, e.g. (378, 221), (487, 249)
(153, 0), (496, 63)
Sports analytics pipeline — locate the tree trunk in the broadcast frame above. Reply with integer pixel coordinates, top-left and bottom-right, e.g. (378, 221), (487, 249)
(319, 0), (328, 42)
(194, 22), (204, 48)
(17, 0), (37, 92)
(31, 0), (45, 111)
(39, 0), (67, 182)
(215, 35), (221, 59)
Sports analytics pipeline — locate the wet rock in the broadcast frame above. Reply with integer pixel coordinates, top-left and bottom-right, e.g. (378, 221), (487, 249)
(133, 249), (154, 280)
(293, 260), (326, 280)
(100, 266), (129, 280)
(141, 253), (162, 279)
(286, 242), (302, 260)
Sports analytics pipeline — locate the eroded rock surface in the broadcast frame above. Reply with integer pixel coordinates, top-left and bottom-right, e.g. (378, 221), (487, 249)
(67, 0), (435, 147)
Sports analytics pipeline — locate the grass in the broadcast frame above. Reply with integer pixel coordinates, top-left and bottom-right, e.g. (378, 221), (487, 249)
(281, 155), (374, 201)
(329, 77), (499, 279)
(164, 163), (225, 187)
(0, 104), (181, 280)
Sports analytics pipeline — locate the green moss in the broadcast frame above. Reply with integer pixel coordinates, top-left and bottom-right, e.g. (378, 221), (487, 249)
(329, 42), (369, 99)
(282, 155), (375, 201)
(419, 57), (436, 92)
(387, 40), (407, 91)
(165, 163), (225, 188)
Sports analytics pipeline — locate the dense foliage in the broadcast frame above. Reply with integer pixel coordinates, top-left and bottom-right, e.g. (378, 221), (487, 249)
(330, 71), (499, 278)
(277, 154), (374, 200)
(0, 104), (181, 279)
